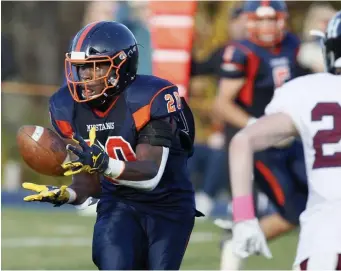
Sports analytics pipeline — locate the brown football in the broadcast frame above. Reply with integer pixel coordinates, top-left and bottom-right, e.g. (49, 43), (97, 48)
(17, 125), (68, 176)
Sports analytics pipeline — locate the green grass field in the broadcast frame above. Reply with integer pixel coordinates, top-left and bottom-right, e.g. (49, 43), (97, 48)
(2, 207), (298, 270)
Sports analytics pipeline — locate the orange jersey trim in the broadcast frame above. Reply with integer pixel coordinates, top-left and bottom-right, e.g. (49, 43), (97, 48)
(55, 120), (73, 138)
(92, 96), (120, 118)
(255, 160), (285, 206)
(132, 85), (176, 131)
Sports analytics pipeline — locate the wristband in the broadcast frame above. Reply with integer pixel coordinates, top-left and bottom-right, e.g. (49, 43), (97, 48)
(232, 195), (256, 222)
(104, 158), (125, 179)
(66, 187), (77, 203)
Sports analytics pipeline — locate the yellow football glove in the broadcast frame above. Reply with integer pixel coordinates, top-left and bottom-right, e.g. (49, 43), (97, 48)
(22, 182), (70, 207)
(62, 127), (109, 176)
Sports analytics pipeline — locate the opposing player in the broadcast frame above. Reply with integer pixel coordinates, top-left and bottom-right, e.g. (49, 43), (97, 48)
(214, 1), (309, 269)
(23, 21), (200, 270)
(229, 11), (341, 269)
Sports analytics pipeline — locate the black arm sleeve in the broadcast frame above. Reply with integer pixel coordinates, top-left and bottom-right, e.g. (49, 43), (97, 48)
(137, 118), (173, 148)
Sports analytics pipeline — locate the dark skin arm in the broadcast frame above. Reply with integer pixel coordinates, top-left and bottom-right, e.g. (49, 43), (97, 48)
(114, 116), (173, 181)
(68, 144), (164, 204)
(116, 143), (163, 181)
(63, 116), (172, 203)
(68, 172), (101, 205)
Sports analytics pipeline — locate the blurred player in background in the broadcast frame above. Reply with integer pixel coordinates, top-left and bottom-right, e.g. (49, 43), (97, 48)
(190, 5), (246, 218)
(23, 21), (201, 270)
(228, 11), (341, 270)
(214, 1), (309, 269)
(191, 4), (277, 222)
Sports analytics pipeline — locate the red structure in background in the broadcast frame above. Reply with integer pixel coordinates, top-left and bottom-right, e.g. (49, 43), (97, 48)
(149, 1), (197, 100)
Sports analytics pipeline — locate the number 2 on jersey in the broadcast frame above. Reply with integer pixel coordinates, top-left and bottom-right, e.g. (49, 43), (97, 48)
(311, 102), (341, 169)
(165, 92), (181, 113)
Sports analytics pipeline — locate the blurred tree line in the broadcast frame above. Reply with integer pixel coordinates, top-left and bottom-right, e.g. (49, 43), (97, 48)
(2, 1), (87, 186)
(2, 1), (86, 85)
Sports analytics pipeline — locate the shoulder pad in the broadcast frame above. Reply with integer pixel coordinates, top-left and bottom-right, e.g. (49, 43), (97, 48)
(225, 40), (253, 57)
(237, 39), (258, 54)
(49, 85), (75, 138)
(126, 75), (182, 131)
(220, 41), (251, 78)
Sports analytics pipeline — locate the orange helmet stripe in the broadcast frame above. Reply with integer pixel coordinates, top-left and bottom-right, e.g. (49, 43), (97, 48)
(75, 22), (99, 52)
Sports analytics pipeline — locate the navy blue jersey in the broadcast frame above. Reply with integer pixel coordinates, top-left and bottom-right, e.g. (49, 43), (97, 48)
(220, 32), (300, 118)
(49, 75), (196, 219)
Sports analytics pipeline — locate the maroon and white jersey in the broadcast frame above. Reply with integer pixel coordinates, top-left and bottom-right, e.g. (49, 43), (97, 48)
(265, 73), (341, 265)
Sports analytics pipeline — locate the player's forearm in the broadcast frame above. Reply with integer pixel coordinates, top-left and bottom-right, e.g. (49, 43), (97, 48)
(229, 132), (256, 221)
(68, 184), (91, 205)
(117, 161), (159, 181)
(229, 126), (281, 198)
(67, 162), (159, 204)
(229, 120), (290, 222)
(103, 158), (158, 181)
(229, 132), (255, 198)
(104, 160), (162, 191)
(103, 147), (169, 191)
(68, 172), (101, 205)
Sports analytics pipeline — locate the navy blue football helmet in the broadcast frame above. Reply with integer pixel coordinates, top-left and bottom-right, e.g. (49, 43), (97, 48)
(65, 21), (138, 105)
(324, 11), (341, 74)
(243, 0), (288, 47)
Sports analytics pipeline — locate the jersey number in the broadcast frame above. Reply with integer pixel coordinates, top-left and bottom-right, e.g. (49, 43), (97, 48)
(311, 102), (341, 169)
(272, 66), (290, 88)
(85, 136), (136, 162)
(164, 92), (181, 113)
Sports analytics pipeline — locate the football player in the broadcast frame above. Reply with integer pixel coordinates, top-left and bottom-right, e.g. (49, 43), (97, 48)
(23, 21), (200, 270)
(229, 11), (341, 270)
(215, 1), (309, 269)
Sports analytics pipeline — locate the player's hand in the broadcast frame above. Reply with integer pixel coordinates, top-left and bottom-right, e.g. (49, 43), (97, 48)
(232, 218), (272, 259)
(22, 182), (70, 207)
(62, 127), (109, 176)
